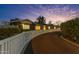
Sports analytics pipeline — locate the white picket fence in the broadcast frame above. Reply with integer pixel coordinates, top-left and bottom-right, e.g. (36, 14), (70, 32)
(0, 29), (55, 54)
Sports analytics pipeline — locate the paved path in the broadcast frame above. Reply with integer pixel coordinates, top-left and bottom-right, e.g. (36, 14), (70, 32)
(31, 32), (79, 54)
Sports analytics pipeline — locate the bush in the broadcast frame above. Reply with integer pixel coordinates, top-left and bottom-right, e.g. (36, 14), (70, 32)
(61, 17), (79, 40)
(0, 27), (22, 40)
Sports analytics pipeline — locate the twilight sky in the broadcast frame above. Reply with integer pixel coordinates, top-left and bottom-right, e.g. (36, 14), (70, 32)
(0, 4), (79, 24)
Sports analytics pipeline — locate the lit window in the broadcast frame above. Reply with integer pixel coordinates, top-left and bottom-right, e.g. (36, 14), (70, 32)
(48, 26), (50, 29)
(22, 24), (30, 29)
(54, 27), (56, 29)
(35, 26), (40, 30)
(43, 25), (46, 30)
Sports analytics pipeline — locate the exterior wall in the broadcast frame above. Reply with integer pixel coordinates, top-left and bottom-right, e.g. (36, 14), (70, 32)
(54, 26), (56, 29)
(35, 25), (47, 30)
(43, 25), (46, 30)
(48, 26), (51, 30)
(47, 25), (54, 30)
(35, 25), (41, 30)
(34, 25), (54, 30)
(40, 25), (43, 30)
(10, 20), (54, 31)
(50, 26), (54, 29)
(43, 25), (48, 30)
(10, 20), (33, 31)
(30, 24), (35, 30)
(22, 24), (30, 30)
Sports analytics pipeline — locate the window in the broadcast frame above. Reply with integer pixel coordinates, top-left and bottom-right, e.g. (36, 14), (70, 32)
(22, 24), (30, 29)
(43, 25), (46, 30)
(35, 26), (40, 30)
(48, 26), (50, 29)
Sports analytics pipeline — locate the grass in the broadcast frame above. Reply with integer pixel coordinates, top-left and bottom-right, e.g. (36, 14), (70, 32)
(0, 27), (34, 40)
(0, 28), (22, 40)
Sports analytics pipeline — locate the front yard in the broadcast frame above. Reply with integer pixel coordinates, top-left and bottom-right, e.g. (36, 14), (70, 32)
(0, 28), (22, 40)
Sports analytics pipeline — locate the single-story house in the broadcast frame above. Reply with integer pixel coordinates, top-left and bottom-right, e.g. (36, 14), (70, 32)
(20, 19), (35, 31)
(34, 21), (49, 30)
(35, 24), (48, 30)
(47, 24), (54, 30)
(54, 25), (60, 29)
(10, 19), (55, 31)
(10, 19), (34, 31)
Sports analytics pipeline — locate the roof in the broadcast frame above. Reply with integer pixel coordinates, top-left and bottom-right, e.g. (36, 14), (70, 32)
(21, 19), (33, 24)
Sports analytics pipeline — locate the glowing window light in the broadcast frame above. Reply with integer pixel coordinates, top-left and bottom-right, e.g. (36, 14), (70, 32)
(54, 27), (56, 29)
(35, 26), (40, 30)
(43, 25), (46, 30)
(48, 26), (51, 29)
(22, 24), (30, 29)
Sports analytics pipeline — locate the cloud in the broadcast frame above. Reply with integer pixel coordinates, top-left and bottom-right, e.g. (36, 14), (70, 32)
(24, 5), (79, 24)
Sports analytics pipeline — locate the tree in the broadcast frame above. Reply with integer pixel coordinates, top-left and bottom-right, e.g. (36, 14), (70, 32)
(37, 16), (46, 25)
(61, 17), (79, 40)
(48, 21), (52, 25)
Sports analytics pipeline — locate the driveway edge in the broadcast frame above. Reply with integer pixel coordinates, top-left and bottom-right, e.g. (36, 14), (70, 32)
(60, 36), (79, 48)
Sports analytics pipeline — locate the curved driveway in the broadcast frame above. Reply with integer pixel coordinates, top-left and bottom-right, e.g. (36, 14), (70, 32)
(32, 32), (79, 54)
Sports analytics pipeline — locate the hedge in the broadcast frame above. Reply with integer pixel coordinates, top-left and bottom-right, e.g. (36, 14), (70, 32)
(60, 18), (79, 40)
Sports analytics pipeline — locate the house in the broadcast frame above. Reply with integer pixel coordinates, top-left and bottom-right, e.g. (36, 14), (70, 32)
(10, 18), (21, 28)
(10, 19), (34, 31)
(34, 23), (48, 31)
(47, 24), (54, 30)
(34, 21), (54, 31)
(9, 18), (54, 31)
(53, 25), (60, 30)
(21, 19), (34, 31)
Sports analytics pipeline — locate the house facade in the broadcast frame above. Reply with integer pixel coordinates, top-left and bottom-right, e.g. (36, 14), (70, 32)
(10, 19), (55, 31)
(34, 24), (54, 31)
(21, 19), (34, 30)
(47, 24), (54, 30)
(10, 19), (34, 31)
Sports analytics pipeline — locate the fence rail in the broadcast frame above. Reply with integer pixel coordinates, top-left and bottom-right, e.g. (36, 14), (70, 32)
(0, 29), (60, 54)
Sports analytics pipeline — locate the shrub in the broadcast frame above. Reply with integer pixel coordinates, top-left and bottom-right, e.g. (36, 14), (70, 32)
(61, 18), (79, 40)
(0, 27), (22, 40)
